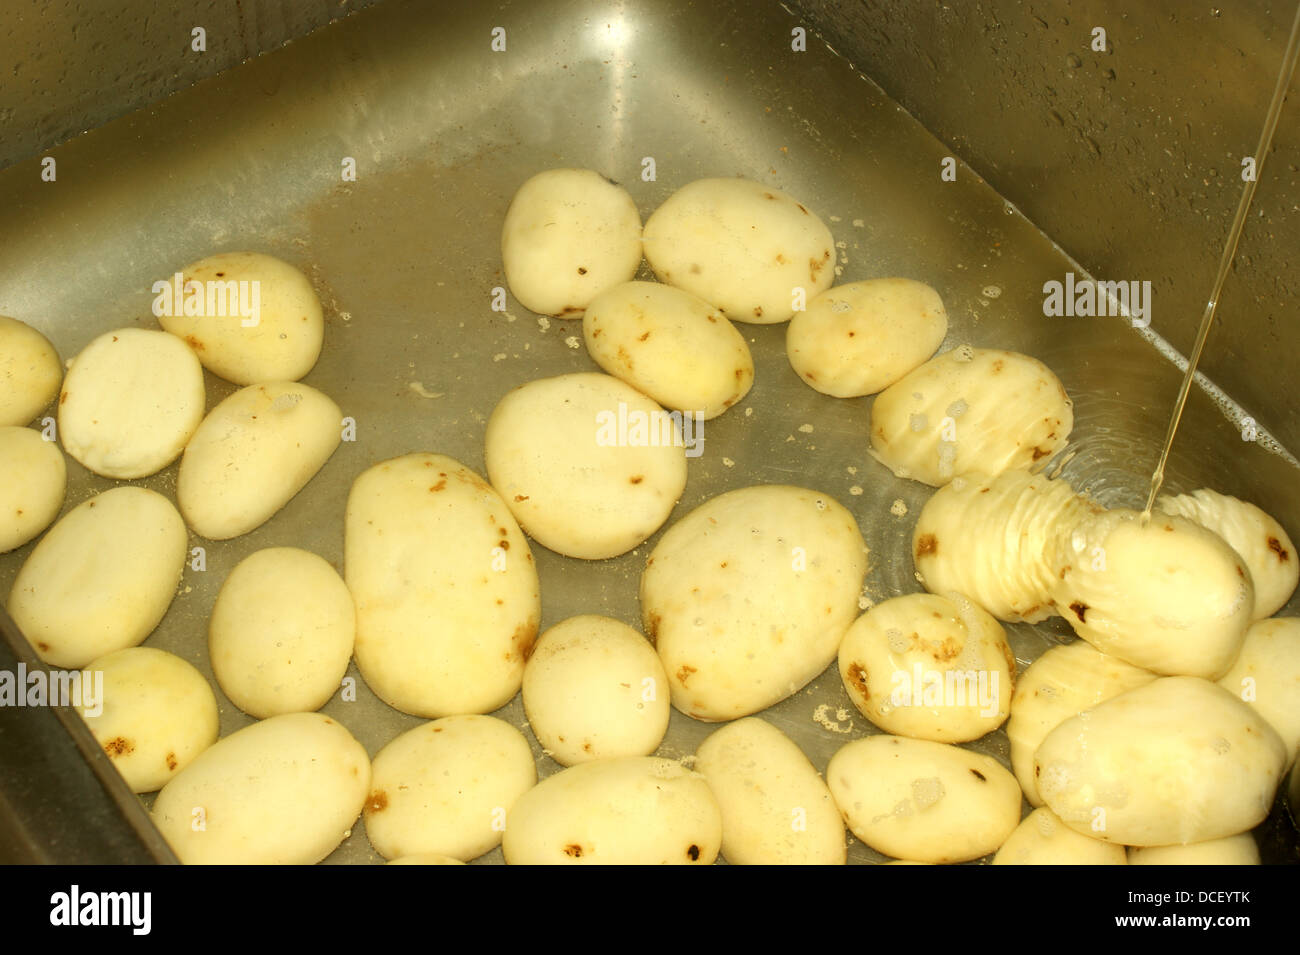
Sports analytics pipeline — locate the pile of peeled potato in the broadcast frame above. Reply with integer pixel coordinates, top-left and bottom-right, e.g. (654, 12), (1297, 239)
(1, 167), (1297, 865)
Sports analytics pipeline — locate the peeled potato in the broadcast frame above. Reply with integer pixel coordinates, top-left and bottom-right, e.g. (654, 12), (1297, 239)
(694, 717), (845, 865)
(642, 178), (835, 324)
(177, 381), (341, 540)
(485, 373), (687, 560)
(0, 315), (61, 426)
(1035, 676), (1287, 845)
(582, 281), (754, 419)
(7, 486), (187, 669)
(837, 592), (1014, 743)
(912, 469), (1095, 623)
(1128, 833), (1260, 865)
(76, 647), (219, 794)
(992, 807), (1127, 865)
(787, 278), (948, 397)
(209, 547), (355, 719)
(152, 712), (370, 865)
(1159, 488), (1297, 619)
(827, 734), (1021, 864)
(346, 454), (540, 718)
(58, 327), (205, 479)
(364, 715), (536, 862)
(1215, 617), (1300, 764)
(501, 168), (643, 317)
(0, 426), (65, 553)
(157, 251), (324, 384)
(522, 615), (669, 766)
(502, 757), (721, 865)
(870, 346), (1073, 486)
(641, 485), (868, 721)
(1007, 640), (1156, 805)
(1048, 509), (1253, 679)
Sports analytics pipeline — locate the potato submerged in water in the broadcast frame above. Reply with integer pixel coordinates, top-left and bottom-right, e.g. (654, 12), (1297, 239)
(870, 346), (1073, 486)
(0, 314), (61, 427)
(642, 178), (835, 324)
(501, 169), (643, 318)
(1035, 676), (1287, 846)
(640, 485), (868, 721)
(0, 425), (65, 553)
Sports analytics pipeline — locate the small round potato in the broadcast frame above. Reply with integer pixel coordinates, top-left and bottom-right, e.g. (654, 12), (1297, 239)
(992, 807), (1127, 865)
(76, 647), (219, 794)
(485, 373), (688, 560)
(7, 486), (187, 669)
(58, 327), (205, 479)
(1159, 488), (1298, 619)
(1128, 833), (1260, 865)
(364, 715), (536, 862)
(642, 178), (836, 324)
(870, 347), (1073, 486)
(501, 168), (643, 317)
(1035, 676), (1287, 846)
(522, 615), (669, 766)
(826, 734), (1021, 864)
(641, 485), (868, 721)
(694, 717), (845, 865)
(156, 251), (324, 384)
(837, 592), (1015, 743)
(912, 469), (1095, 623)
(346, 454), (541, 718)
(1007, 639), (1156, 805)
(152, 712), (370, 865)
(177, 381), (341, 540)
(209, 547), (356, 719)
(787, 278), (948, 397)
(0, 314), (61, 426)
(502, 757), (721, 865)
(0, 426), (65, 553)
(1048, 508), (1254, 679)
(1215, 616), (1300, 764)
(582, 281), (754, 419)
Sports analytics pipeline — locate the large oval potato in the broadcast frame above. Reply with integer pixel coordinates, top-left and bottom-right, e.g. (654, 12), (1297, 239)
(912, 469), (1094, 623)
(485, 373), (688, 560)
(837, 592), (1014, 743)
(501, 168), (643, 317)
(76, 647), (219, 794)
(992, 807), (1126, 865)
(787, 278), (948, 397)
(582, 281), (754, 419)
(694, 717), (844, 865)
(152, 712), (370, 865)
(1128, 833), (1259, 865)
(7, 486), (187, 668)
(1159, 488), (1297, 620)
(0, 314), (62, 426)
(346, 453), (541, 718)
(1007, 639), (1156, 805)
(209, 547), (355, 719)
(522, 615), (669, 766)
(827, 734), (1021, 863)
(642, 178), (835, 324)
(177, 381), (341, 540)
(502, 757), (721, 865)
(0, 425), (65, 553)
(870, 347), (1073, 486)
(1048, 508), (1253, 679)
(365, 715), (536, 861)
(1215, 617), (1300, 764)
(58, 327), (205, 479)
(641, 485), (868, 721)
(156, 251), (324, 384)
(1035, 676), (1287, 845)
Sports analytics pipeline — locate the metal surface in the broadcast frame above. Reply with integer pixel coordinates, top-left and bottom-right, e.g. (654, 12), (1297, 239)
(0, 0), (1297, 863)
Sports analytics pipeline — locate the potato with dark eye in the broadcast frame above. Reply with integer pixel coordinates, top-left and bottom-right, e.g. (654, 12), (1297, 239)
(501, 168), (642, 318)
